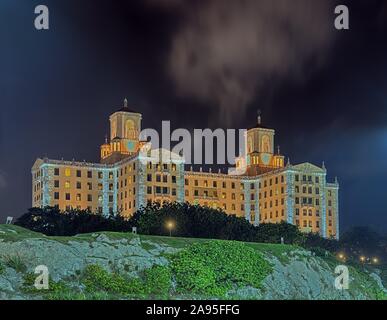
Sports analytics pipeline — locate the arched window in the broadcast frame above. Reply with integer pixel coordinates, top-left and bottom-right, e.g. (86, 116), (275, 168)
(125, 119), (137, 139)
(247, 136), (253, 153)
(261, 135), (270, 153)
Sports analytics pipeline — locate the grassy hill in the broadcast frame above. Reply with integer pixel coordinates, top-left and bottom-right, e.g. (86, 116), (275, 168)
(0, 224), (386, 300)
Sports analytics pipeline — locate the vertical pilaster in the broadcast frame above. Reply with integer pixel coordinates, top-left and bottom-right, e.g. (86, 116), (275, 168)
(242, 180), (251, 222)
(320, 174), (327, 238)
(176, 162), (185, 203)
(285, 170), (295, 224)
(335, 186), (340, 240)
(136, 159), (146, 209)
(113, 168), (118, 215)
(41, 165), (51, 207)
(254, 180), (260, 226)
(102, 170), (109, 217)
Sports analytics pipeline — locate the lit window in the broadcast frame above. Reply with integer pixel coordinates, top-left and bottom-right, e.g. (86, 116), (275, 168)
(65, 168), (71, 177)
(65, 181), (70, 189)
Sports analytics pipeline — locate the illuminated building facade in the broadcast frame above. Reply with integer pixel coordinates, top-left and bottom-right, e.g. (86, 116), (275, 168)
(32, 101), (339, 239)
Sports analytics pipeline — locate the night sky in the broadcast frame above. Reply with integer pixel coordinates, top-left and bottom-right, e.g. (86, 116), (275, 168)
(0, 0), (386, 234)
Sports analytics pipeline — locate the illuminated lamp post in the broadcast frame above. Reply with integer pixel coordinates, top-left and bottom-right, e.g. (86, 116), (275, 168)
(166, 221), (175, 237)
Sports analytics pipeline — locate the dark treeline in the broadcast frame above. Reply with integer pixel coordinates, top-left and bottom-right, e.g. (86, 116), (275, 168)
(14, 203), (386, 263)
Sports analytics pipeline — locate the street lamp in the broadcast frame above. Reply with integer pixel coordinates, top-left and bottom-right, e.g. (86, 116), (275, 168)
(360, 256), (366, 263)
(166, 221), (175, 237)
(338, 253), (345, 261)
(372, 257), (379, 264)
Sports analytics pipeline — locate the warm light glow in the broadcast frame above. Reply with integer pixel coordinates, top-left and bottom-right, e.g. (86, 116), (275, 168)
(166, 221), (174, 230)
(372, 257), (379, 264)
(338, 253), (345, 260)
(360, 256), (366, 262)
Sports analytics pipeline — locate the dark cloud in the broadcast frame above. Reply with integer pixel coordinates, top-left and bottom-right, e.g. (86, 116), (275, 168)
(164, 0), (336, 123)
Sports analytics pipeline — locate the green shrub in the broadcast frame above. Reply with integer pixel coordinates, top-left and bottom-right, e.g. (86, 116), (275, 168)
(22, 272), (77, 299)
(310, 247), (329, 257)
(2, 254), (27, 273)
(81, 264), (145, 298)
(170, 240), (272, 298)
(143, 265), (171, 298)
(0, 262), (5, 275)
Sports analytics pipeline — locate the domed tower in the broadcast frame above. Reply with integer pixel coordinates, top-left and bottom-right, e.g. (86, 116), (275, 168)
(100, 98), (142, 164)
(245, 110), (285, 175)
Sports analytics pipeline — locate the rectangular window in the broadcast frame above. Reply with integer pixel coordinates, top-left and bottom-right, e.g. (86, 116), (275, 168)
(65, 193), (71, 201)
(65, 168), (71, 177)
(76, 182), (81, 189)
(76, 194), (81, 201)
(87, 194), (92, 202)
(172, 176), (176, 183)
(147, 174), (152, 182)
(163, 175), (168, 183)
(147, 186), (152, 194)
(54, 192), (59, 200)
(172, 188), (176, 196)
(54, 168), (60, 176)
(54, 180), (59, 188)
(76, 170), (81, 178)
(87, 171), (92, 178)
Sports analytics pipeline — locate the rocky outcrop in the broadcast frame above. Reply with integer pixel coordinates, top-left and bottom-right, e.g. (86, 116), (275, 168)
(0, 225), (385, 300)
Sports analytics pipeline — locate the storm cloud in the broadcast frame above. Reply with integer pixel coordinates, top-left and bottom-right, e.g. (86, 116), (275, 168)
(163, 0), (336, 123)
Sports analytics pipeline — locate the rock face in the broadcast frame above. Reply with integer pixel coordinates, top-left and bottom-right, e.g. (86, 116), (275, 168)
(0, 225), (385, 300)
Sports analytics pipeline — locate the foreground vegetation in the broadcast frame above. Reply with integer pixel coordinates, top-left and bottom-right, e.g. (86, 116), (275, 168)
(0, 224), (386, 300)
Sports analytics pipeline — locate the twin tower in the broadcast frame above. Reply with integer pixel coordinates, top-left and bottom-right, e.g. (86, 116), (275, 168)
(100, 99), (284, 176)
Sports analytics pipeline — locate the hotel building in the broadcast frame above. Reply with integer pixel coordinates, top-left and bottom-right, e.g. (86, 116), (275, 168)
(32, 100), (339, 239)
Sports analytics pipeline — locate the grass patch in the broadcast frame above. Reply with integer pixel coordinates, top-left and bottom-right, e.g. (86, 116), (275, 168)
(80, 264), (172, 299)
(1, 253), (27, 273)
